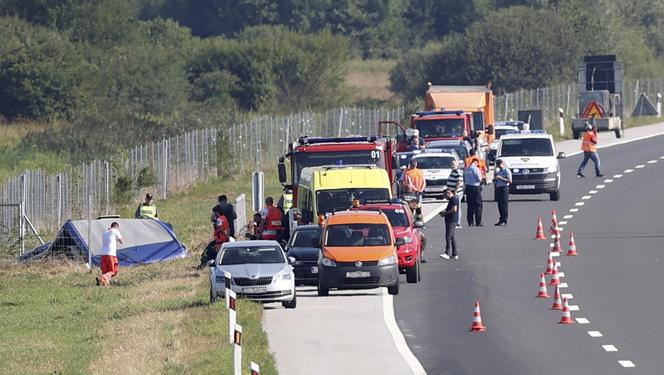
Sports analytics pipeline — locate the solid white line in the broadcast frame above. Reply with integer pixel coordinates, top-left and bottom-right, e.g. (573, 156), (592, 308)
(576, 318), (590, 324)
(570, 208), (579, 212)
(568, 305), (579, 311)
(603, 345), (618, 352)
(624, 169), (634, 173)
(563, 215), (573, 219)
(589, 190), (598, 194)
(588, 331), (604, 337)
(561, 293), (573, 299)
(559, 282), (568, 288)
(422, 205), (446, 223)
(618, 360), (636, 368)
(582, 195), (591, 200)
(575, 202), (585, 206)
(596, 184), (606, 189)
(604, 179), (614, 183)
(382, 290), (427, 375)
(613, 174), (623, 178)
(635, 164), (645, 169)
(647, 160), (657, 164)
(558, 221), (567, 225)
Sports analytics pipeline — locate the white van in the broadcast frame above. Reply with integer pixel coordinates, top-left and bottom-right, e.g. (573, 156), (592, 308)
(496, 132), (566, 201)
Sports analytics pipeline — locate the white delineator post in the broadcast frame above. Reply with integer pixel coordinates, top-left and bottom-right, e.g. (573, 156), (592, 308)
(224, 271), (232, 308)
(657, 93), (662, 117)
(558, 108), (565, 137)
(250, 362), (260, 375)
(229, 290), (237, 344)
(234, 324), (242, 375)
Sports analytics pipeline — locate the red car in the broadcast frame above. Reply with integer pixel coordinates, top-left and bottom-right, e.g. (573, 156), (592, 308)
(351, 200), (425, 283)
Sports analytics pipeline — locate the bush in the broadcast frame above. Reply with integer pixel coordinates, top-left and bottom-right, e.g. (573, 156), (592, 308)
(113, 174), (134, 205)
(136, 167), (157, 188)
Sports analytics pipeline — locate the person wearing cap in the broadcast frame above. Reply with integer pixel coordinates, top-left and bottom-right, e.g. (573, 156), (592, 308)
(577, 123), (604, 178)
(493, 159), (512, 226)
(135, 193), (159, 219)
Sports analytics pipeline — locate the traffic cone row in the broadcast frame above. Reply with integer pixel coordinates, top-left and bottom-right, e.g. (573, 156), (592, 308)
(566, 233), (578, 256)
(549, 263), (560, 285)
(544, 252), (554, 275)
(550, 236), (561, 255)
(549, 209), (560, 235)
(551, 285), (562, 310)
(470, 301), (487, 332)
(536, 273), (549, 298)
(535, 217), (546, 240)
(559, 298), (574, 324)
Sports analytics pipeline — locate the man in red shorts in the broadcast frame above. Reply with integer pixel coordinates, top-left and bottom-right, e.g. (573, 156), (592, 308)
(96, 222), (124, 286)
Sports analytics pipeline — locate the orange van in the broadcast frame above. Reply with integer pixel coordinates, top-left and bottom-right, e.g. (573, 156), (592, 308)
(317, 210), (404, 296)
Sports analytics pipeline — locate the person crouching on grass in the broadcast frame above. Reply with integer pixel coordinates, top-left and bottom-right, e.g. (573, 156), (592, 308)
(96, 222), (123, 286)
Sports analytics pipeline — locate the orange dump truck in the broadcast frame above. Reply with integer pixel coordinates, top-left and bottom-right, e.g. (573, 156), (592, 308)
(424, 84), (495, 128)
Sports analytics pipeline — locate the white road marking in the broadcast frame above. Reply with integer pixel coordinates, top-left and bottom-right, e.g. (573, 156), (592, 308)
(555, 262), (561, 267)
(588, 331), (604, 337)
(558, 272), (566, 278)
(576, 318), (590, 324)
(613, 174), (623, 178)
(635, 164), (645, 169)
(603, 345), (618, 352)
(596, 184), (606, 189)
(604, 179), (613, 183)
(589, 190), (598, 194)
(382, 290), (427, 375)
(575, 202), (585, 206)
(558, 282), (568, 288)
(570, 208), (579, 212)
(550, 243), (555, 247)
(647, 160), (657, 164)
(551, 252), (560, 257)
(660, 156), (664, 159)
(624, 169), (634, 173)
(558, 221), (567, 225)
(618, 360), (636, 368)
(568, 305), (579, 311)
(563, 215), (573, 219)
(582, 195), (591, 200)
(561, 293), (573, 299)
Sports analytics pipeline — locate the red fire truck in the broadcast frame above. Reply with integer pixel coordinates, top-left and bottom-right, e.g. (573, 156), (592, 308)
(278, 136), (398, 205)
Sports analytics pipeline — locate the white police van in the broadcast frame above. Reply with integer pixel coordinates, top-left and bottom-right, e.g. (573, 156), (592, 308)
(495, 131), (566, 201)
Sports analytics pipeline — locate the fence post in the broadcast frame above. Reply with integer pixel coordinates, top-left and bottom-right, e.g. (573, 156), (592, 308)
(559, 108), (565, 137)
(87, 194), (92, 270)
(19, 201), (25, 255)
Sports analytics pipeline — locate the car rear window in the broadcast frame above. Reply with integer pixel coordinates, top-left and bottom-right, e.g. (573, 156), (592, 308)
(289, 228), (321, 248)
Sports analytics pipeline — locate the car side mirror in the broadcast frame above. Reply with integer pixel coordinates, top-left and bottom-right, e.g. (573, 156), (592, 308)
(413, 221), (424, 229)
(557, 152), (566, 159)
(288, 256), (296, 264)
(207, 259), (216, 267)
(395, 237), (406, 247)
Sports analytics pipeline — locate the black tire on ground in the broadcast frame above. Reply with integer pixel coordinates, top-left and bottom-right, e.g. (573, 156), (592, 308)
(615, 125), (624, 138)
(282, 294), (297, 309)
(573, 131), (580, 140)
(388, 282), (399, 295)
(406, 259), (418, 283)
(550, 190), (560, 201)
(417, 255), (422, 282)
(317, 283), (329, 296)
(209, 288), (218, 304)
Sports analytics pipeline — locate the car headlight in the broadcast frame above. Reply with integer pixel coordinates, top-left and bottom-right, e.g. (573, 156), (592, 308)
(378, 255), (396, 266)
(321, 257), (337, 267)
(546, 166), (558, 173)
(401, 236), (413, 244)
(279, 273), (292, 280)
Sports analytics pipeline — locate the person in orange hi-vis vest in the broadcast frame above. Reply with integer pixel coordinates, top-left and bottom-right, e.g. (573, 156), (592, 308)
(403, 159), (426, 224)
(259, 196), (283, 240)
(96, 222), (123, 286)
(577, 123), (604, 178)
(464, 149), (488, 182)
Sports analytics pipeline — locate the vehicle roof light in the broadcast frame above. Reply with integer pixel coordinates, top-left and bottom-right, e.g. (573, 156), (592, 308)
(414, 110), (464, 117)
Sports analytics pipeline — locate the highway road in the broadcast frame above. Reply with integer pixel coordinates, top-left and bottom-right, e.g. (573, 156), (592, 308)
(395, 130), (664, 374)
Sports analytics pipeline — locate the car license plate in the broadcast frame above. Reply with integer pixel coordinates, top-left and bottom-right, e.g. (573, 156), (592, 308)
(243, 287), (266, 294)
(516, 185), (535, 190)
(311, 266), (318, 274)
(346, 271), (371, 278)
(427, 186), (446, 192)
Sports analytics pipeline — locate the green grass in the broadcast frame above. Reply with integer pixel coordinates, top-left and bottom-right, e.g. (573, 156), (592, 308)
(0, 168), (284, 375)
(346, 58), (396, 104)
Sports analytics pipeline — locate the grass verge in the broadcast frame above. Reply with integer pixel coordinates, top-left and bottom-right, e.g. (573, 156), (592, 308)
(0, 167), (283, 375)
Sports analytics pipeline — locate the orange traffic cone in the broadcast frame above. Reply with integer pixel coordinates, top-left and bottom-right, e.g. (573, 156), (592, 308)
(566, 233), (578, 256)
(535, 217), (546, 240)
(469, 301), (487, 332)
(551, 285), (562, 310)
(544, 252), (554, 275)
(536, 273), (550, 298)
(550, 237), (561, 255)
(551, 209), (559, 227)
(559, 297), (574, 324)
(549, 263), (560, 286)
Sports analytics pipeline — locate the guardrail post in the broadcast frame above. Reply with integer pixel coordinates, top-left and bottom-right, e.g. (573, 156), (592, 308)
(233, 324), (242, 375)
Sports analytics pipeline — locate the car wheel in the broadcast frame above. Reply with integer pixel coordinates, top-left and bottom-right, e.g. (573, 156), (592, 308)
(406, 261), (418, 283)
(317, 282), (329, 296)
(573, 130), (580, 139)
(209, 288), (218, 304)
(417, 255), (422, 282)
(282, 293), (297, 309)
(549, 190), (560, 201)
(388, 282), (399, 295)
(615, 125), (624, 139)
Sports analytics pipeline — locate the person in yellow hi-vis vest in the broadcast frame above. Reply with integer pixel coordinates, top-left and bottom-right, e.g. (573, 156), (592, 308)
(135, 193), (159, 219)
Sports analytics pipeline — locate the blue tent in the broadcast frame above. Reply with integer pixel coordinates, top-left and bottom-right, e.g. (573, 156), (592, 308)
(21, 218), (187, 266)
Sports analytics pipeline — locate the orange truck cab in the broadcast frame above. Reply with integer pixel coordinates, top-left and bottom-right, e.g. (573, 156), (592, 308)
(317, 210), (404, 296)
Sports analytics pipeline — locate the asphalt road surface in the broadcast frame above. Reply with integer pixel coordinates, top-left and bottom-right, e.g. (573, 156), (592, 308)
(394, 132), (664, 374)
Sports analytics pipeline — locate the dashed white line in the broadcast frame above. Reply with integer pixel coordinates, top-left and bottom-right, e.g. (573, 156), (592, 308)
(575, 202), (585, 206)
(558, 282), (568, 288)
(603, 345), (618, 352)
(551, 252), (560, 258)
(647, 160), (657, 164)
(582, 195), (591, 200)
(569, 208), (579, 212)
(660, 156), (664, 160)
(635, 164), (645, 169)
(596, 184), (605, 189)
(576, 318), (590, 324)
(563, 215), (573, 219)
(555, 262), (561, 267)
(558, 221), (567, 225)
(589, 190), (598, 194)
(588, 331), (604, 337)
(561, 293), (573, 299)
(568, 305), (579, 311)
(604, 179), (614, 183)
(618, 360), (636, 368)
(613, 174), (623, 178)
(624, 169), (634, 173)
(558, 272), (566, 278)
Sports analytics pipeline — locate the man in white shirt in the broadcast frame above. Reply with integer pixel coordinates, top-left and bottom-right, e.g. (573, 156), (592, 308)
(97, 222), (124, 286)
